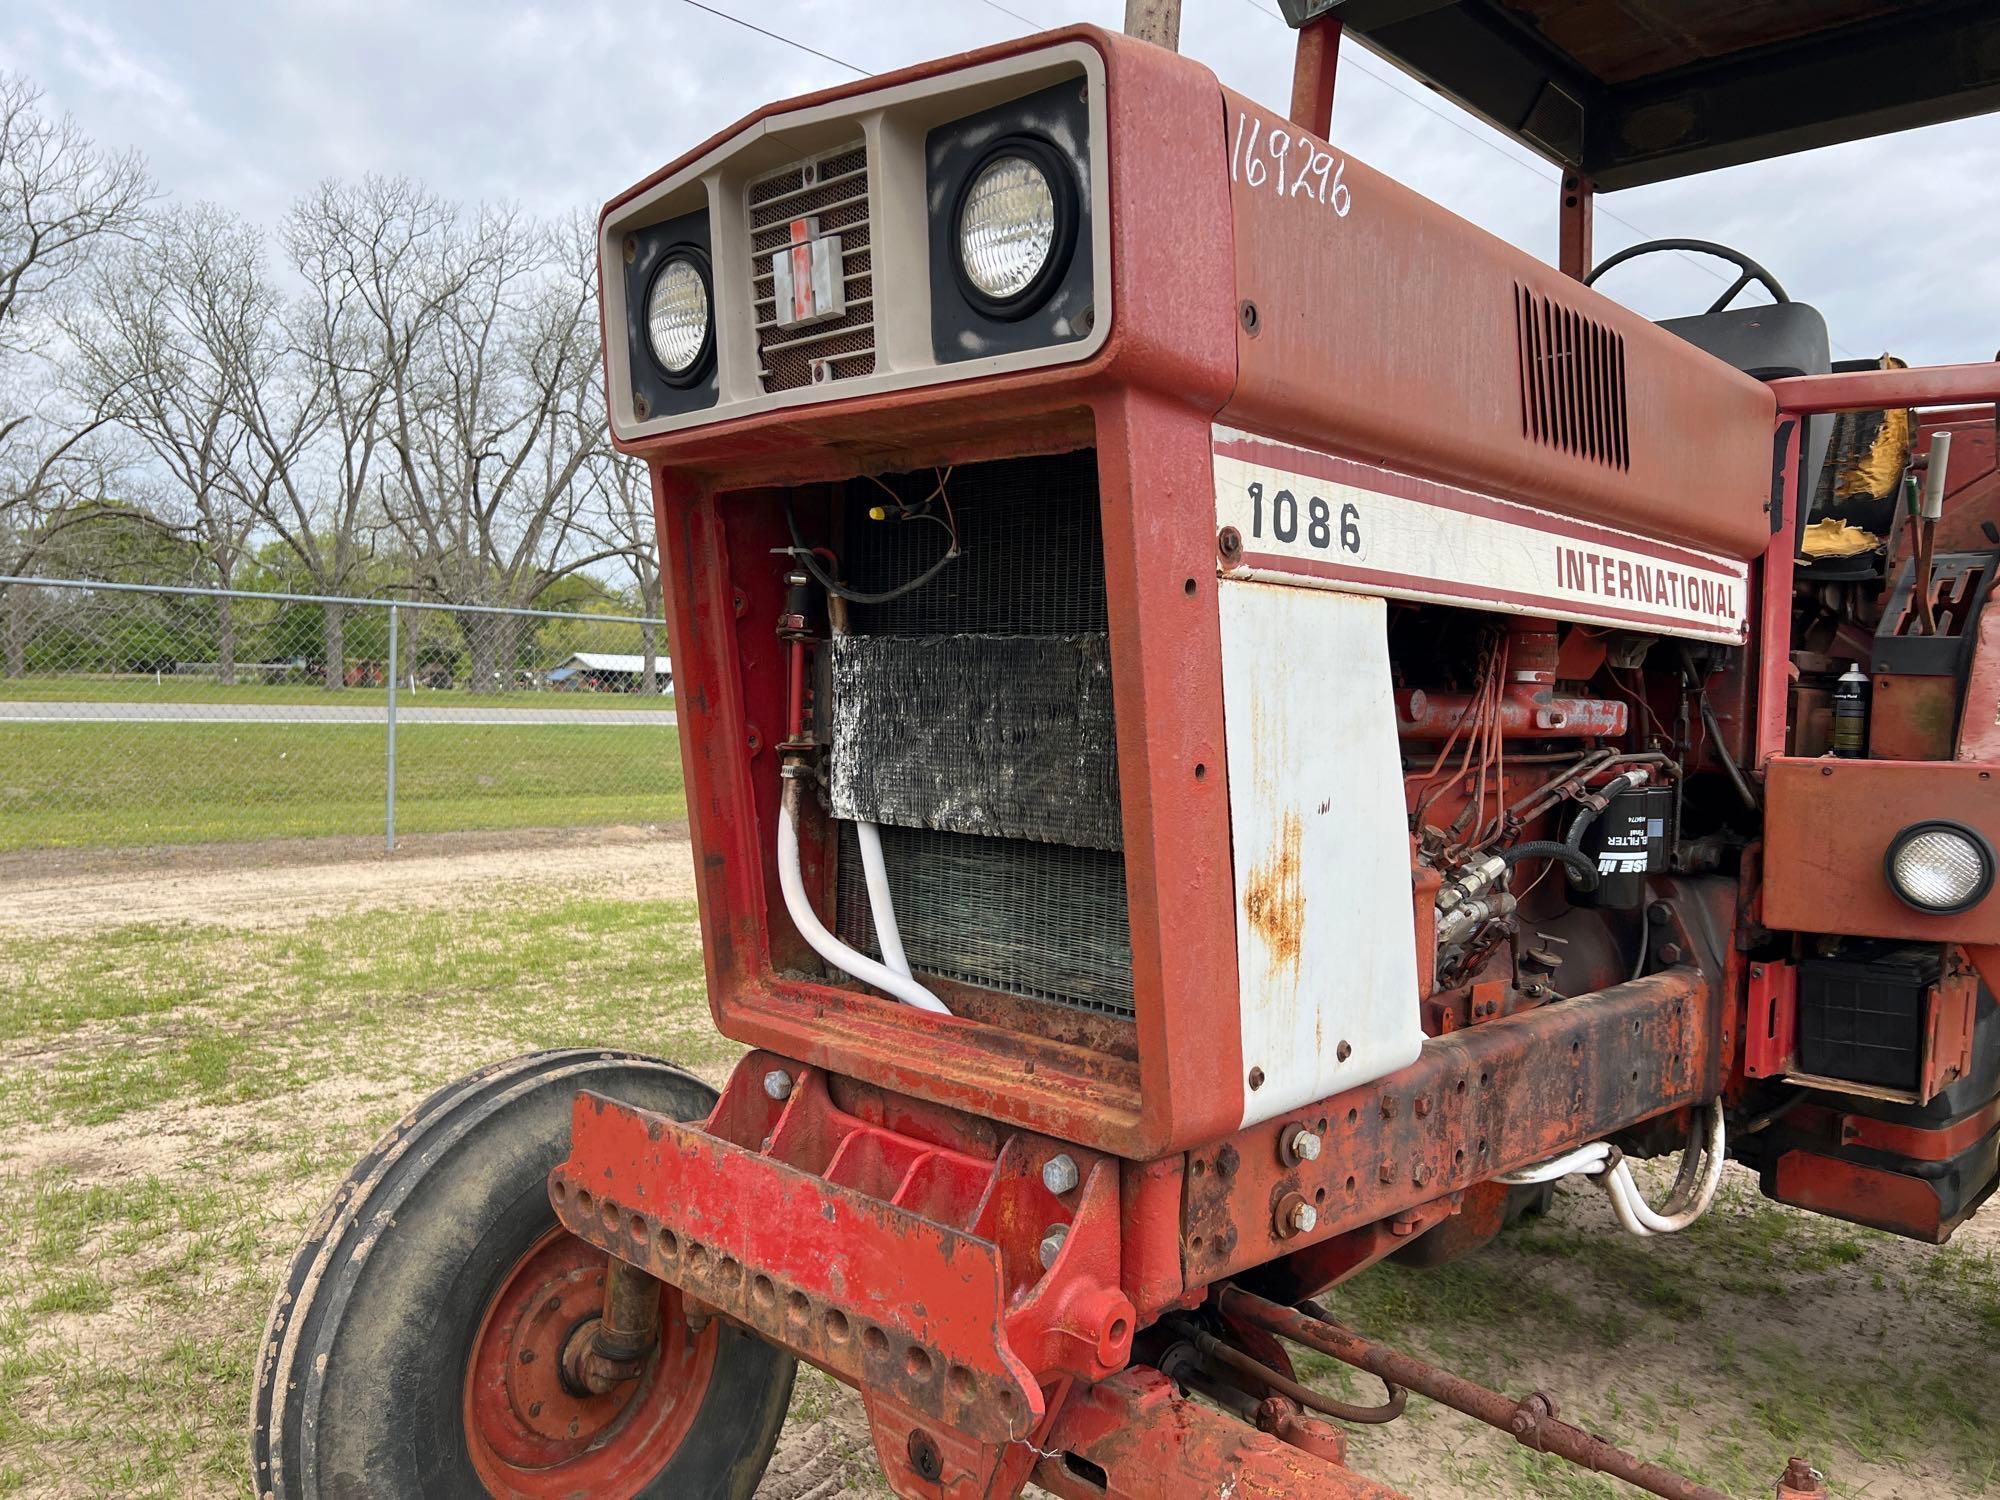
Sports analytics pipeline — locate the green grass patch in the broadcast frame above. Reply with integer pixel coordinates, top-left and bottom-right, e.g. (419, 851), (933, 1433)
(0, 673), (673, 710)
(0, 886), (731, 1494)
(0, 721), (683, 850)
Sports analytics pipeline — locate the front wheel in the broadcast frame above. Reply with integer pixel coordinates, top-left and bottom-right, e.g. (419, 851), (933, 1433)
(253, 1049), (795, 1498)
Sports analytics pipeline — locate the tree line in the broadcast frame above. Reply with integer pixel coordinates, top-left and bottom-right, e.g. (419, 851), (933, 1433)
(0, 72), (660, 687)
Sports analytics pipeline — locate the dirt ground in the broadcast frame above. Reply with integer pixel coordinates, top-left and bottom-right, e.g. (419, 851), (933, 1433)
(0, 824), (697, 936)
(2, 830), (1996, 1499)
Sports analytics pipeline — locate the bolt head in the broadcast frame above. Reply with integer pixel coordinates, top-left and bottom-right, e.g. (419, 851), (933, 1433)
(1292, 1130), (1323, 1162)
(1041, 1154), (1080, 1196)
(762, 1070), (794, 1101)
(1038, 1224), (1069, 1269)
(1412, 1161), (1431, 1187)
(1289, 1201), (1318, 1234)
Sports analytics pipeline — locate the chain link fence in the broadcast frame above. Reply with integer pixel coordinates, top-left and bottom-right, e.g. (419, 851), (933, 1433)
(0, 576), (681, 852)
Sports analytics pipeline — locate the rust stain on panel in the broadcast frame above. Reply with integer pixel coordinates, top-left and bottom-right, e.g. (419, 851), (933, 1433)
(1245, 809), (1305, 978)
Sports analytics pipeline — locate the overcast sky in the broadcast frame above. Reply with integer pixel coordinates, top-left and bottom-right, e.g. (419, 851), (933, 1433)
(6, 0), (1997, 370)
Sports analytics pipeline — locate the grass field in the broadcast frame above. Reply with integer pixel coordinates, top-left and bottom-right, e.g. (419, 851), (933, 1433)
(0, 721), (684, 850)
(1, 841), (1997, 1498)
(0, 674), (674, 710)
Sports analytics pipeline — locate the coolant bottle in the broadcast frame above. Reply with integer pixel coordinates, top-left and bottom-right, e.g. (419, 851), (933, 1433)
(1832, 664), (1871, 758)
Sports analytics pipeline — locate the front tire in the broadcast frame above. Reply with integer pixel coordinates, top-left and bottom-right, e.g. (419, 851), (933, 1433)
(253, 1049), (795, 1498)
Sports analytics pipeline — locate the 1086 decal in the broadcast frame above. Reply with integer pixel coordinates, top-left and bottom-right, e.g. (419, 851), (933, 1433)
(1246, 480), (1365, 558)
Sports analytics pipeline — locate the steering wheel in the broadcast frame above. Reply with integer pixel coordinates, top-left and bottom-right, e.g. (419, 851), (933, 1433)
(1585, 238), (1790, 316)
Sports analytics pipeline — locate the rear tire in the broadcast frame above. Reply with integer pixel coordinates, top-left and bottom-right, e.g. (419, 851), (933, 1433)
(253, 1049), (795, 1499)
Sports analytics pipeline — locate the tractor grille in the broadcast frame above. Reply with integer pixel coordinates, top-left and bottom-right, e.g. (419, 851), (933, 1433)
(836, 825), (1132, 1015)
(748, 143), (876, 392)
(828, 451), (1133, 1017)
(1515, 282), (1630, 470)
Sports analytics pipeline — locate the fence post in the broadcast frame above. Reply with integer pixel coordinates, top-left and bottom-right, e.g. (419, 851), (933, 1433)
(385, 602), (398, 852)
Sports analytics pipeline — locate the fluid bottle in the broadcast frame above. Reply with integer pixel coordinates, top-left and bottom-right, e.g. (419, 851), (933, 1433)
(1831, 664), (1870, 758)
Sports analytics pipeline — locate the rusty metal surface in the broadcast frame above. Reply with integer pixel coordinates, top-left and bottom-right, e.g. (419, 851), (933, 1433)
(1785, 1095), (2000, 1164)
(1777, 1456), (1831, 1500)
(549, 1057), (1150, 1454)
(1755, 418), (1801, 768)
(1743, 961), (1798, 1080)
(1761, 758), (2000, 944)
(1184, 967), (1719, 1283)
(1395, 684), (1627, 740)
(1162, 1318), (1408, 1425)
(1218, 82), (1776, 561)
(1958, 576), (2000, 761)
(1288, 15), (1340, 137)
(1030, 1368), (1410, 1500)
(1870, 673), (1960, 762)
(1771, 363), (2000, 416)
(1771, 1150), (1958, 1243)
(634, 41), (1258, 1161)
(1920, 408), (2000, 559)
(1243, 1196), (1456, 1304)
(1558, 173), (1594, 280)
(1222, 1291), (1730, 1500)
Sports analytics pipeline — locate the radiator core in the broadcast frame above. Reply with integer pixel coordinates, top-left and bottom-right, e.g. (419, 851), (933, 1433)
(828, 450), (1132, 1017)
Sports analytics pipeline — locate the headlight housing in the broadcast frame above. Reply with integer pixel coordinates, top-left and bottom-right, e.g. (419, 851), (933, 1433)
(645, 251), (714, 385)
(951, 137), (1078, 319)
(1884, 821), (1996, 915)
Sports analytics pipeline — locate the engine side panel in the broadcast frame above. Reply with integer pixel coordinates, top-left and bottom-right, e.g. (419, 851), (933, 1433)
(1218, 583), (1423, 1127)
(1216, 85), (1778, 562)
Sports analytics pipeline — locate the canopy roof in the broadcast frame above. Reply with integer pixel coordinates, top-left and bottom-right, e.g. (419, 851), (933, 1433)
(1326, 0), (2000, 189)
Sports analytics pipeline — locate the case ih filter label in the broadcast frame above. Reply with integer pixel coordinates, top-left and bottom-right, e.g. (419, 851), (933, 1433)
(1211, 427), (1750, 645)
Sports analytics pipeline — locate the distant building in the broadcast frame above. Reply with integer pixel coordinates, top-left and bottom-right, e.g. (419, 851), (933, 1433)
(546, 651), (673, 694)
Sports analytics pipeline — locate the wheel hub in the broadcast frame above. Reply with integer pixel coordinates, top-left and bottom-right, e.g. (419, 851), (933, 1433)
(465, 1228), (717, 1498)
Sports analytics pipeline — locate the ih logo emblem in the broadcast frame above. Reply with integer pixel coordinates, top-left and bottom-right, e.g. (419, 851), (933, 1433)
(772, 215), (844, 329)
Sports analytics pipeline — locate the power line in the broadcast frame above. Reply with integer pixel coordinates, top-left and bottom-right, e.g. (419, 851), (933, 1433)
(1226, 0), (1760, 286)
(679, 0), (870, 77)
(976, 0), (1046, 27)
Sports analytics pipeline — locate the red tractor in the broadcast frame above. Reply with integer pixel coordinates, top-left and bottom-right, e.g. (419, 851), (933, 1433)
(253, 4), (2000, 1496)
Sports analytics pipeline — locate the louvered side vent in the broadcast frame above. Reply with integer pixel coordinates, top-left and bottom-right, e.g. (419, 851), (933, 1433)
(1514, 284), (1630, 470)
(748, 144), (876, 392)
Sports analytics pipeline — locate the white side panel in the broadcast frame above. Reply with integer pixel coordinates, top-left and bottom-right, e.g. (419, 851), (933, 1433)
(1220, 582), (1423, 1129)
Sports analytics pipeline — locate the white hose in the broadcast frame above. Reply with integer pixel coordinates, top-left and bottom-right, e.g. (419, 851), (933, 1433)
(853, 820), (912, 978)
(777, 786), (951, 1015)
(1498, 1100), (1725, 1238)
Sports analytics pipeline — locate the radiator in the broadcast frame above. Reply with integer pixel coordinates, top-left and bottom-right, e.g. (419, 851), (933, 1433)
(828, 450), (1133, 1017)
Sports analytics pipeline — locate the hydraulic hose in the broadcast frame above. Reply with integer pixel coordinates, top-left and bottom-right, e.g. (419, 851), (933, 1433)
(1563, 772), (1639, 853)
(1701, 697), (1762, 814)
(1497, 1100), (1727, 1239)
(1499, 839), (1598, 891)
(777, 782), (950, 1015)
(853, 820), (912, 979)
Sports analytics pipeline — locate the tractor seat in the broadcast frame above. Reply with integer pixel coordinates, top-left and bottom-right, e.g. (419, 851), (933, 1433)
(1658, 302), (1833, 536)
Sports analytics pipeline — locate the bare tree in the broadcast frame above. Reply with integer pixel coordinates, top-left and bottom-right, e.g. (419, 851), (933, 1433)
(383, 209), (619, 691)
(65, 203), (280, 679)
(0, 72), (154, 674)
(260, 175), (468, 687)
(582, 448), (665, 693)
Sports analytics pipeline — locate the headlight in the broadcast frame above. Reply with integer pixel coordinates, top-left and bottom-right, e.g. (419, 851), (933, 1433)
(1884, 821), (1996, 914)
(645, 253), (712, 382)
(953, 139), (1076, 317)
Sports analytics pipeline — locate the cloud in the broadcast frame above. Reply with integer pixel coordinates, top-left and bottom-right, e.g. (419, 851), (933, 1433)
(9, 0), (1998, 368)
